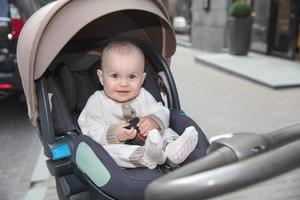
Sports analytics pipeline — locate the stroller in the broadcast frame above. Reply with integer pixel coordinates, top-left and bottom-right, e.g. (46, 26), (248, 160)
(17, 0), (209, 199)
(17, 0), (300, 199)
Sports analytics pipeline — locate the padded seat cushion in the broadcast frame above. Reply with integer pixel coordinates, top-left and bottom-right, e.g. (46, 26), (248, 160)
(72, 135), (164, 200)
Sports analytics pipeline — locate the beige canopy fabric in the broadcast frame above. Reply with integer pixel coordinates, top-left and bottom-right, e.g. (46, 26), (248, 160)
(17, 0), (176, 126)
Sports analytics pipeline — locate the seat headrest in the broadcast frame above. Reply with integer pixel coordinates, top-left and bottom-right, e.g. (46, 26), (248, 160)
(53, 54), (101, 112)
(58, 53), (101, 72)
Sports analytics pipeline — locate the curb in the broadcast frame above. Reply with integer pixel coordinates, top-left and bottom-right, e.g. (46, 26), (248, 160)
(25, 150), (51, 200)
(176, 38), (192, 48)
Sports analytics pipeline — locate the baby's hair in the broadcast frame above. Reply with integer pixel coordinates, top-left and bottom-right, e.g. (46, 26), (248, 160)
(101, 41), (145, 69)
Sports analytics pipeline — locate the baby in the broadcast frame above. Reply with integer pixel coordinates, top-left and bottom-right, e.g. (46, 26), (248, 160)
(78, 41), (198, 169)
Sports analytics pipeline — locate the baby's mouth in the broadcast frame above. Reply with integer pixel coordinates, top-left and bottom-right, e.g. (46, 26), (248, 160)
(117, 90), (130, 94)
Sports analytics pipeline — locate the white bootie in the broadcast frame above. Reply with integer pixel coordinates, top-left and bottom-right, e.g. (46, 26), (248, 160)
(165, 126), (198, 164)
(144, 129), (166, 165)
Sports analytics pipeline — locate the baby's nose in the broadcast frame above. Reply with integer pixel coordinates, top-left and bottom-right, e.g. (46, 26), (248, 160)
(119, 78), (129, 86)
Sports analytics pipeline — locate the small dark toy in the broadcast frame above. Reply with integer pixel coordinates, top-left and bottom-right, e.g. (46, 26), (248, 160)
(125, 117), (146, 146)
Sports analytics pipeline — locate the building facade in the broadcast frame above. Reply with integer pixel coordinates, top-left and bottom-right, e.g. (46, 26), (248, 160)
(189, 0), (300, 60)
(250, 0), (300, 60)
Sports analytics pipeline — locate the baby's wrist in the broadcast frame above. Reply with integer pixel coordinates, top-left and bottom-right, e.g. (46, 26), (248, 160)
(107, 125), (122, 144)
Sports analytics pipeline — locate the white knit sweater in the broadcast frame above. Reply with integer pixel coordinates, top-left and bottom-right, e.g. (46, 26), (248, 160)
(78, 88), (169, 145)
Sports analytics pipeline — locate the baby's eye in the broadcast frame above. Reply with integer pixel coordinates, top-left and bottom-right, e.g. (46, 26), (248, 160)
(129, 74), (137, 79)
(111, 73), (118, 79)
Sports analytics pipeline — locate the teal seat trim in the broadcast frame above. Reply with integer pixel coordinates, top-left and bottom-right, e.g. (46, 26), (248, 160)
(178, 111), (186, 116)
(76, 142), (111, 187)
(51, 143), (71, 160)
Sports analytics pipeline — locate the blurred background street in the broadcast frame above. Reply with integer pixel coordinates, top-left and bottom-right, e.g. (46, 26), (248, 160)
(1, 0), (300, 199)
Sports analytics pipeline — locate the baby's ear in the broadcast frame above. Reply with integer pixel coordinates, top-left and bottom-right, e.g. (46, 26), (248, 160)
(97, 69), (104, 85)
(141, 72), (146, 85)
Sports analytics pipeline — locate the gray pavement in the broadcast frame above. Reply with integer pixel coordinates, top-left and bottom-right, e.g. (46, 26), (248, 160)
(172, 45), (300, 138)
(195, 52), (300, 88)
(171, 46), (300, 200)
(0, 95), (41, 200)
(25, 44), (300, 200)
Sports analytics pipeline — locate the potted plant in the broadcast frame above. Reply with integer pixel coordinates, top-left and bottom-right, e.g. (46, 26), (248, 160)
(227, 0), (253, 55)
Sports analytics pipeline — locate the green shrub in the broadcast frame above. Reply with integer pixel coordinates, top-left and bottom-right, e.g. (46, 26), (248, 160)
(229, 0), (252, 18)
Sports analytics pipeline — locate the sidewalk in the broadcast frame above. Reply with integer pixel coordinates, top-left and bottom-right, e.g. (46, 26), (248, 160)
(0, 95), (42, 200)
(195, 52), (300, 89)
(172, 43), (300, 200)
(25, 39), (300, 200)
(177, 34), (300, 89)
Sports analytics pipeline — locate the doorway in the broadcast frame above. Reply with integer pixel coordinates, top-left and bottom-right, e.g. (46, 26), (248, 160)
(269, 0), (300, 59)
(250, 0), (271, 53)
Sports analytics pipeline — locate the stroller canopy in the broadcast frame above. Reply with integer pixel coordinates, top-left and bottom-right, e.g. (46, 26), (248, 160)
(17, 0), (176, 125)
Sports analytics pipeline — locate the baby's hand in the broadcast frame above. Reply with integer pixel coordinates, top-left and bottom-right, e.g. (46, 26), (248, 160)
(116, 122), (137, 142)
(139, 116), (160, 136)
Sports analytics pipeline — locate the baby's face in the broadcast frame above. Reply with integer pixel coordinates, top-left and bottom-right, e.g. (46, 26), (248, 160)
(97, 51), (145, 103)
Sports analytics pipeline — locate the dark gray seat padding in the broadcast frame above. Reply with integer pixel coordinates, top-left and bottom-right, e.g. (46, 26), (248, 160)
(54, 54), (101, 113)
(46, 76), (79, 134)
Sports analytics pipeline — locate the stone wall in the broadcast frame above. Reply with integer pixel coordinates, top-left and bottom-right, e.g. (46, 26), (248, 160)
(191, 0), (231, 52)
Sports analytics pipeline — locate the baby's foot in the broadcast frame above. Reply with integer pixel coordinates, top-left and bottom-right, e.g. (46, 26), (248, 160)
(144, 129), (166, 165)
(165, 126), (198, 164)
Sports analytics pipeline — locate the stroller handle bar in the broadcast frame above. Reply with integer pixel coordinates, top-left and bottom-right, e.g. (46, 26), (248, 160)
(145, 123), (300, 200)
(264, 123), (300, 147)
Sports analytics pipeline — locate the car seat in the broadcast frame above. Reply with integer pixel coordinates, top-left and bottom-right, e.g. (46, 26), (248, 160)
(36, 39), (209, 200)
